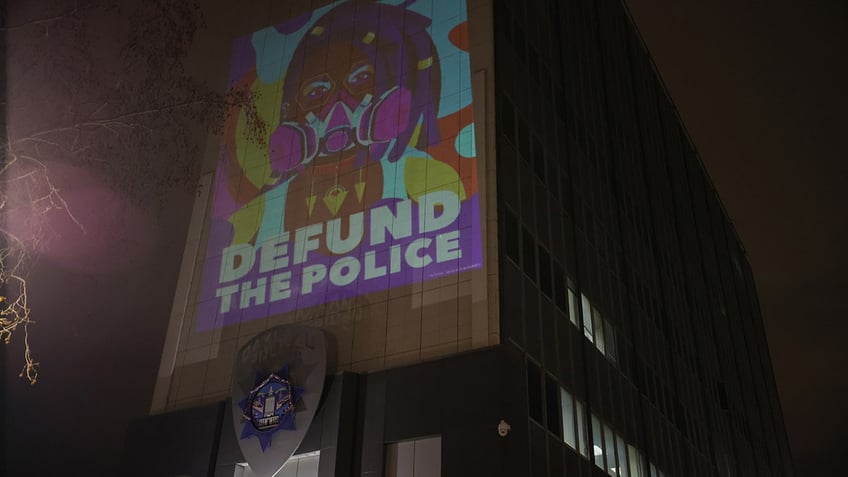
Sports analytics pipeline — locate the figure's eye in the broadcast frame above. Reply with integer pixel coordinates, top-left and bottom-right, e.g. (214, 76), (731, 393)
(302, 80), (332, 100)
(346, 63), (374, 94)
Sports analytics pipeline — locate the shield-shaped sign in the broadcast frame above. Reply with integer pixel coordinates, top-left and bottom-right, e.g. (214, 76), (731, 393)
(230, 325), (326, 476)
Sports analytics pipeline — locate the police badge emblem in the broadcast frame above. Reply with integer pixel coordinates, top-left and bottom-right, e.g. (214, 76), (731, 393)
(231, 325), (326, 477)
(238, 366), (304, 450)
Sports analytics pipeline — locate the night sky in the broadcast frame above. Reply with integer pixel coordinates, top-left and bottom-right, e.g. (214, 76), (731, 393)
(628, 1), (848, 475)
(3, 1), (846, 476)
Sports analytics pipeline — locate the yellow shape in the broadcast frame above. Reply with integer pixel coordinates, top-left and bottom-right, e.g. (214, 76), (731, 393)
(408, 121), (423, 150)
(323, 185), (348, 216)
(228, 195), (265, 246)
(354, 182), (366, 202)
(404, 157), (467, 201)
(362, 32), (375, 44)
(306, 195), (317, 216)
(234, 75), (286, 189)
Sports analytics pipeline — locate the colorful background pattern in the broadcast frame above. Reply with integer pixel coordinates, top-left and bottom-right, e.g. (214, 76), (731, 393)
(197, 0), (481, 331)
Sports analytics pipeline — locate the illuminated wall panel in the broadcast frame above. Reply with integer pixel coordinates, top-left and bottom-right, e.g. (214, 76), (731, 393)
(198, 0), (481, 331)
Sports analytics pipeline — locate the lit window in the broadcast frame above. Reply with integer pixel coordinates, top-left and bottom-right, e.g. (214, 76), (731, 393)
(560, 388), (577, 449)
(567, 288), (578, 327)
(627, 444), (644, 477)
(616, 435), (629, 477)
(604, 424), (617, 476)
(593, 306), (605, 354)
(591, 414), (605, 468)
(385, 436), (441, 477)
(581, 294), (594, 342)
(575, 400), (590, 458)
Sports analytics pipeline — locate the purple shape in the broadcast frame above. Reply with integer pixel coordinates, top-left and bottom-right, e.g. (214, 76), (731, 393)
(325, 129), (351, 153)
(270, 125), (306, 172)
(211, 158), (242, 220)
(228, 36), (256, 87)
(324, 102), (350, 131)
(371, 87), (412, 141)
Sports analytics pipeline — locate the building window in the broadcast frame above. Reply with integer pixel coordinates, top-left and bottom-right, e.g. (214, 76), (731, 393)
(533, 134), (546, 182)
(627, 444), (645, 477)
(538, 246), (553, 298)
(504, 208), (520, 263)
(522, 226), (537, 281)
(592, 306), (606, 354)
(591, 413), (605, 468)
(555, 391), (657, 477)
(567, 287), (578, 327)
(616, 435), (630, 477)
(545, 375), (561, 437)
(572, 292), (619, 362)
(605, 320), (617, 363)
(385, 436), (442, 477)
(527, 360), (544, 423)
(235, 451), (320, 477)
(581, 293), (594, 343)
(575, 400), (589, 458)
(553, 262), (566, 310)
(561, 388), (577, 449)
(603, 424), (617, 476)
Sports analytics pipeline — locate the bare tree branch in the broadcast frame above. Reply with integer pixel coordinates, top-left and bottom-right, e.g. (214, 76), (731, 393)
(2, 0), (268, 383)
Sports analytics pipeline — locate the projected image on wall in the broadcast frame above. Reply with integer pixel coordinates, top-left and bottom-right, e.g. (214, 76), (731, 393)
(197, 0), (480, 330)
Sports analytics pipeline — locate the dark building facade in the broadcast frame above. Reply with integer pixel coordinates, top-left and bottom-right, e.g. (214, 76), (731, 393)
(122, 0), (794, 476)
(492, 0), (793, 475)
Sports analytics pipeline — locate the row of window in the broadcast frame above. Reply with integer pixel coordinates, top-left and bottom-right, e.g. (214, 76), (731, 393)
(504, 205), (619, 367)
(559, 388), (667, 477)
(528, 357), (669, 477)
(578, 292), (617, 362)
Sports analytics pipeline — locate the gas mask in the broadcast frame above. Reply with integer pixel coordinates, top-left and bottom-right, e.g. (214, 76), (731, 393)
(269, 86), (412, 172)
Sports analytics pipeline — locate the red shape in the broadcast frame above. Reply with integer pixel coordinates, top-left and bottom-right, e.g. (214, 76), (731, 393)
(448, 22), (469, 52)
(430, 104), (477, 196)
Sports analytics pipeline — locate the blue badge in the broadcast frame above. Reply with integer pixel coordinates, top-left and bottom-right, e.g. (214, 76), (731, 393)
(238, 365), (304, 451)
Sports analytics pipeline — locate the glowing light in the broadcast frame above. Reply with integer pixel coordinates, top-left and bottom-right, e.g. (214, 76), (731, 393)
(1, 151), (85, 385)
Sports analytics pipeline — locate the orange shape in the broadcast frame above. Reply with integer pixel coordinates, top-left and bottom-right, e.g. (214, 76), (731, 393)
(448, 22), (469, 52)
